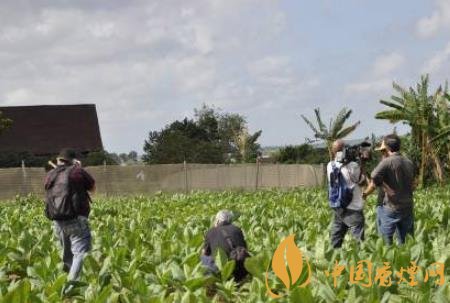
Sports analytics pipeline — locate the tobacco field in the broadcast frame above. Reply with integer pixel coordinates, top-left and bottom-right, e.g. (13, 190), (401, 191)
(0, 187), (449, 302)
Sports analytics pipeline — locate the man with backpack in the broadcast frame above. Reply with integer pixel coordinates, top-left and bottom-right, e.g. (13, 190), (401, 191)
(327, 140), (366, 248)
(44, 148), (95, 283)
(201, 210), (250, 282)
(363, 134), (416, 245)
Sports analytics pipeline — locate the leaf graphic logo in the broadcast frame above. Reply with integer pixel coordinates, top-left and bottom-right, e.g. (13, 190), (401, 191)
(265, 234), (312, 298)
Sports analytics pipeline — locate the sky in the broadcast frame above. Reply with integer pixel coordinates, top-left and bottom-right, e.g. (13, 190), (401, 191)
(0, 0), (449, 153)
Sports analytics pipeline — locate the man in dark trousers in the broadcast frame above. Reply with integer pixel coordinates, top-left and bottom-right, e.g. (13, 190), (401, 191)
(327, 140), (367, 248)
(201, 210), (249, 282)
(363, 134), (416, 245)
(44, 148), (95, 285)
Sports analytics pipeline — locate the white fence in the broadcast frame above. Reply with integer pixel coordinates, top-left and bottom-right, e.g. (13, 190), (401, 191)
(0, 163), (325, 200)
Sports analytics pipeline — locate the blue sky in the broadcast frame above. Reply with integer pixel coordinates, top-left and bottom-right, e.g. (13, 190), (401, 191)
(0, 0), (449, 152)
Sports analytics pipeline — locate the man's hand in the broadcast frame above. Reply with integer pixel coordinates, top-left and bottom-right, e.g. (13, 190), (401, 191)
(382, 182), (395, 197)
(362, 190), (372, 200)
(363, 180), (376, 200)
(358, 174), (369, 187)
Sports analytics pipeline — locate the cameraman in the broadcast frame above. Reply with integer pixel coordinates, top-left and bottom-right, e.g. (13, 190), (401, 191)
(363, 134), (415, 245)
(327, 140), (367, 248)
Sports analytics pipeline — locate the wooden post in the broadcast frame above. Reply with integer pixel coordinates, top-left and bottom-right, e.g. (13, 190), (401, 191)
(21, 160), (27, 195)
(103, 160), (108, 196)
(255, 158), (260, 190)
(216, 163), (220, 190)
(183, 160), (188, 194)
(277, 162), (281, 188)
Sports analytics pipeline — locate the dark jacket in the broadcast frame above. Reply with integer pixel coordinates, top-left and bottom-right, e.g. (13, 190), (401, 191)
(203, 223), (247, 257)
(44, 165), (95, 217)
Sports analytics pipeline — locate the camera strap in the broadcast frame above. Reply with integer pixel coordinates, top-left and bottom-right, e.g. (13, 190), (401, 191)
(338, 161), (362, 186)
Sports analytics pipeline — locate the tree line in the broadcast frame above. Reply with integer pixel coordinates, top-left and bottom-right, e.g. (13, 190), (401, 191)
(143, 105), (262, 164)
(0, 74), (449, 188)
(298, 75), (450, 187)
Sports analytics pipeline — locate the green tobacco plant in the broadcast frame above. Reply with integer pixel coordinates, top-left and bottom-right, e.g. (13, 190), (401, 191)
(0, 189), (449, 302)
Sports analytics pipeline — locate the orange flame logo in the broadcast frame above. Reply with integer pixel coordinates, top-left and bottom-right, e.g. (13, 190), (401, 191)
(265, 234), (312, 298)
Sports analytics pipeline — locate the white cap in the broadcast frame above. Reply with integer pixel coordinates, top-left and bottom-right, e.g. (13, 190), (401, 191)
(215, 210), (233, 226)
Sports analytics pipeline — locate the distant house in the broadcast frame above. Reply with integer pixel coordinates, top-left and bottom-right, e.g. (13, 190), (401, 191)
(0, 104), (103, 156)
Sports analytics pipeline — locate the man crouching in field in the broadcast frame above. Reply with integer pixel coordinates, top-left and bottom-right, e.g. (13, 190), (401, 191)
(327, 140), (367, 248)
(363, 134), (416, 245)
(44, 148), (95, 290)
(201, 210), (250, 282)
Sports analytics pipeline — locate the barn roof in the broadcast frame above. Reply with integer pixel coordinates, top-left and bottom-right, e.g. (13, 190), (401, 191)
(0, 104), (103, 155)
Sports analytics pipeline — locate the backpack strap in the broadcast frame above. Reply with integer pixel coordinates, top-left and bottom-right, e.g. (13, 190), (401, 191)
(332, 160), (357, 185)
(46, 165), (76, 192)
(45, 166), (67, 190)
(331, 161), (346, 173)
(330, 161), (346, 182)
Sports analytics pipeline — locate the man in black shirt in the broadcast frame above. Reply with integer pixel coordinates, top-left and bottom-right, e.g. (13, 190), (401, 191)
(363, 134), (416, 245)
(201, 210), (248, 281)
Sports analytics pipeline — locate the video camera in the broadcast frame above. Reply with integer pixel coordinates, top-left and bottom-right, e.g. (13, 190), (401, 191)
(342, 141), (372, 164)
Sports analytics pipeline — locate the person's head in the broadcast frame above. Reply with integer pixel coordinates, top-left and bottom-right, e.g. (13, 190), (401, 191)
(214, 210), (233, 227)
(57, 148), (77, 165)
(332, 139), (345, 157)
(379, 134), (401, 155)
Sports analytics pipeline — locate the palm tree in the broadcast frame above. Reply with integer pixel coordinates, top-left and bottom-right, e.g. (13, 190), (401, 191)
(301, 107), (360, 160)
(233, 127), (262, 162)
(376, 75), (449, 186)
(430, 88), (450, 177)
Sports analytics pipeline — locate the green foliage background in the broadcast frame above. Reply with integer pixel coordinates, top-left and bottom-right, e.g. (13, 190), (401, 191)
(143, 105), (262, 164)
(0, 188), (450, 302)
(275, 144), (329, 164)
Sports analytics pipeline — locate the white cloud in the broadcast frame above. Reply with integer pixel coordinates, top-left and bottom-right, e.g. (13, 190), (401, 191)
(191, 24), (213, 55)
(88, 22), (116, 38)
(247, 56), (294, 85)
(248, 56), (291, 78)
(345, 79), (391, 95)
(422, 42), (450, 74)
(345, 52), (404, 95)
(199, 55), (321, 113)
(4, 88), (32, 104)
(0, 0), (316, 152)
(373, 52), (405, 77)
(416, 0), (450, 38)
